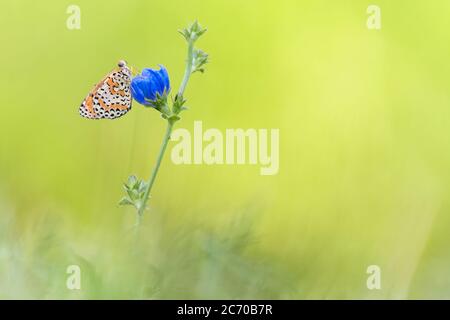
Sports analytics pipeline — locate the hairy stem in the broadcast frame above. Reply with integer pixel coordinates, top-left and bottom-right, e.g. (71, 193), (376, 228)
(178, 40), (194, 97)
(136, 37), (196, 224)
(137, 121), (174, 218)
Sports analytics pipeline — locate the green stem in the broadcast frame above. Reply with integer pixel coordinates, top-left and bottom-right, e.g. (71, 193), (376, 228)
(178, 40), (194, 97)
(135, 38), (196, 224)
(137, 120), (174, 218)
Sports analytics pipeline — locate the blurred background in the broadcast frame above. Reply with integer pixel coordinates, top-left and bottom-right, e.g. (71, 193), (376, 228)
(1, 0), (450, 299)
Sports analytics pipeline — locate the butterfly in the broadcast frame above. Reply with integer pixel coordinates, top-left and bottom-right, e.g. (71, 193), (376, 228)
(79, 60), (132, 119)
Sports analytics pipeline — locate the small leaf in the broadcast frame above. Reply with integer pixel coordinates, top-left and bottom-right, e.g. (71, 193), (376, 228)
(119, 197), (134, 206)
(179, 21), (207, 43)
(172, 94), (188, 115)
(192, 49), (209, 74)
(127, 175), (138, 186)
(138, 181), (148, 193)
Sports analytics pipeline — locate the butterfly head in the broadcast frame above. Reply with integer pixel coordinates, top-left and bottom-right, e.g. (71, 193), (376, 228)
(118, 59), (132, 79)
(118, 60), (128, 68)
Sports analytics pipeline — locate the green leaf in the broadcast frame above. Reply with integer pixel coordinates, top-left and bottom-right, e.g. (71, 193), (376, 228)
(118, 197), (134, 207)
(179, 21), (207, 43)
(138, 181), (148, 193)
(172, 94), (188, 115)
(192, 49), (209, 73)
(127, 175), (138, 186)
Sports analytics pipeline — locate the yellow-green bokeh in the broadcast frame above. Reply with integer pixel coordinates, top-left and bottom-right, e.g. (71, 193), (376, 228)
(1, 0), (450, 299)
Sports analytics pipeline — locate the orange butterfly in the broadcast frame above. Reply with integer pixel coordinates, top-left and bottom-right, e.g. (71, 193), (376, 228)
(79, 60), (132, 119)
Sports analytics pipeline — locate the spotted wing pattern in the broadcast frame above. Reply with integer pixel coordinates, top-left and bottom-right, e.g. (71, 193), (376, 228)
(79, 63), (132, 119)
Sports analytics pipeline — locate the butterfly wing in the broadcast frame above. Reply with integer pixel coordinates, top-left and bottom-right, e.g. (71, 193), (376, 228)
(79, 65), (132, 119)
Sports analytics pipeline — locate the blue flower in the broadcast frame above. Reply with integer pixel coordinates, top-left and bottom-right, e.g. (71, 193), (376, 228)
(131, 65), (170, 107)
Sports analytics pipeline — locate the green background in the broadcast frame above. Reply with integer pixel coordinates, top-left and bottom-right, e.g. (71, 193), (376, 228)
(1, 0), (450, 299)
